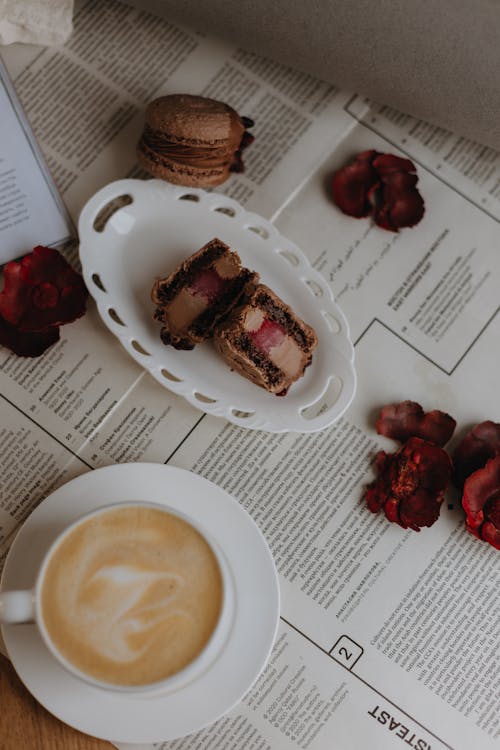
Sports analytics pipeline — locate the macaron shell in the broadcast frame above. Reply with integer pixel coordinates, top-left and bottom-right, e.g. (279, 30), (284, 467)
(144, 95), (245, 147)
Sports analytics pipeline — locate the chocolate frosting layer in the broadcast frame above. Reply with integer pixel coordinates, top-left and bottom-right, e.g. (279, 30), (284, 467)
(140, 125), (235, 168)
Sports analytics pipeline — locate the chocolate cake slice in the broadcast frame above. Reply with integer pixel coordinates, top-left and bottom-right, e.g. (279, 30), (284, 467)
(152, 239), (258, 349)
(213, 284), (318, 395)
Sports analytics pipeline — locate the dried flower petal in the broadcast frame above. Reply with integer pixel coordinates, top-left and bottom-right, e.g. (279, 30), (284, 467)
(331, 150), (425, 231)
(374, 180), (425, 231)
(0, 246), (88, 332)
(462, 456), (500, 550)
(452, 421), (500, 488)
(365, 437), (452, 531)
(376, 401), (456, 446)
(372, 155), (425, 231)
(0, 313), (59, 357)
(371, 153), (418, 177)
(331, 150), (381, 218)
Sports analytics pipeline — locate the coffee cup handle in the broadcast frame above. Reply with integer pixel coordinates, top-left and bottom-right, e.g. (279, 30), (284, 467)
(0, 590), (35, 624)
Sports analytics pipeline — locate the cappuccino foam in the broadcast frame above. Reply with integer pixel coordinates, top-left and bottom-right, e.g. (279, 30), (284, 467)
(40, 505), (223, 686)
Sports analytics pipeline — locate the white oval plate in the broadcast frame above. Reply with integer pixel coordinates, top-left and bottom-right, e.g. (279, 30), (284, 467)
(1, 464), (280, 744)
(78, 179), (356, 432)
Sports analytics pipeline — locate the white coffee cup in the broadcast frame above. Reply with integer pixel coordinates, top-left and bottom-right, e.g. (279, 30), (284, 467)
(0, 502), (234, 695)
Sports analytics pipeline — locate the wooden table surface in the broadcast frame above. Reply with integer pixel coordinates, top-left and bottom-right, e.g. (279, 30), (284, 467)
(0, 653), (113, 750)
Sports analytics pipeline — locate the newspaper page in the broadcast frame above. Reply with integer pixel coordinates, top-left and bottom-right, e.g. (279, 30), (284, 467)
(0, 2), (499, 750)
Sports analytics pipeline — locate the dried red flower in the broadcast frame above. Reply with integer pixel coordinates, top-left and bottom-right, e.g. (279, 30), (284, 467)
(0, 246), (88, 332)
(331, 151), (425, 231)
(0, 312), (60, 357)
(462, 456), (500, 550)
(452, 421), (500, 488)
(366, 436), (452, 531)
(376, 401), (456, 446)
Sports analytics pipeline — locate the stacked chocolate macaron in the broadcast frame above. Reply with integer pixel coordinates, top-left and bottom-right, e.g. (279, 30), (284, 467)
(137, 95), (254, 188)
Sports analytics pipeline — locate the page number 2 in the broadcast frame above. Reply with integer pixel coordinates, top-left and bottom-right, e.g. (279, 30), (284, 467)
(330, 635), (363, 670)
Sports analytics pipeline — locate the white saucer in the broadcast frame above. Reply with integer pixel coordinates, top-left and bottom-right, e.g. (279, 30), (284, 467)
(0, 464), (280, 744)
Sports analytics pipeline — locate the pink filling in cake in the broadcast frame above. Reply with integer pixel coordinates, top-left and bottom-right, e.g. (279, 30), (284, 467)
(189, 269), (227, 302)
(248, 318), (286, 353)
(244, 309), (305, 378)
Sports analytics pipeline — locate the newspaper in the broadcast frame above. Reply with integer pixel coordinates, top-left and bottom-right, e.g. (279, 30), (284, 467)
(0, 2), (499, 749)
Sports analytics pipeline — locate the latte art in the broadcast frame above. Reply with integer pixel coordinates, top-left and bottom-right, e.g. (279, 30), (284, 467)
(77, 564), (186, 663)
(40, 506), (223, 686)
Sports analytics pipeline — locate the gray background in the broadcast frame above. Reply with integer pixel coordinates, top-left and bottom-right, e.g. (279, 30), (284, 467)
(131, 0), (500, 150)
